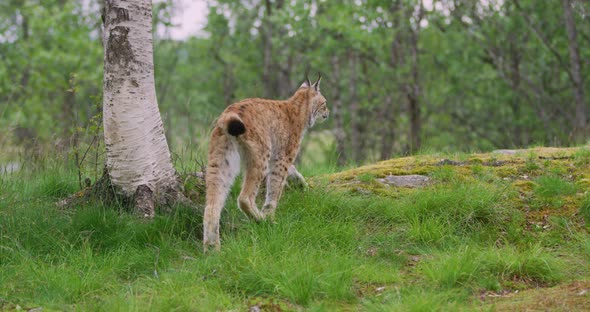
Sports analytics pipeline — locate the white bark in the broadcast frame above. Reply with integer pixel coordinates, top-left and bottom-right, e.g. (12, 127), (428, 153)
(102, 0), (177, 200)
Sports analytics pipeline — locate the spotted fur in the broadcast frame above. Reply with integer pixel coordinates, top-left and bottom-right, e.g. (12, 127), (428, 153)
(203, 76), (328, 252)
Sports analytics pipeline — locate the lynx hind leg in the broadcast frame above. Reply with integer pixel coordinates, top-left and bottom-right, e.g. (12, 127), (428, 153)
(203, 132), (240, 252)
(263, 159), (291, 220)
(237, 147), (268, 221)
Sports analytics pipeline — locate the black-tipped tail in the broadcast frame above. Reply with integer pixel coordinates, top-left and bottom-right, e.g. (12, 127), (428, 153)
(227, 119), (246, 136)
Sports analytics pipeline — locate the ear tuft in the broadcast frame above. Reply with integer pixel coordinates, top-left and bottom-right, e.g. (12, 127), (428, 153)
(312, 72), (322, 91)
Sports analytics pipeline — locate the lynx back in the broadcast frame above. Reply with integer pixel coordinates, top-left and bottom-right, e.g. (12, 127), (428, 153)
(203, 75), (328, 252)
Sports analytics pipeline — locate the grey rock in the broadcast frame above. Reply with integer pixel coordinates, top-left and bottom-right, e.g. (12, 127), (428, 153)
(437, 159), (464, 166)
(377, 175), (431, 188)
(492, 149), (519, 155)
(1, 162), (20, 174)
(484, 160), (507, 167)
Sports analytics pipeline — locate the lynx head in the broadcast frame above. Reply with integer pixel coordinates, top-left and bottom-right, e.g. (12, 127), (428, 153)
(299, 73), (329, 127)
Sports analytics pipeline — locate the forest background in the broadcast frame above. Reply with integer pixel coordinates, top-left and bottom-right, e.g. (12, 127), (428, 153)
(1, 0), (589, 170)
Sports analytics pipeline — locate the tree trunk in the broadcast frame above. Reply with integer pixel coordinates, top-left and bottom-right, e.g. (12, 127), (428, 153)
(277, 52), (293, 98)
(348, 52), (361, 163)
(357, 57), (372, 163)
(330, 56), (347, 166)
(407, 91), (421, 153)
(561, 0), (587, 140)
(260, 0), (286, 99)
(380, 1), (402, 159)
(262, 0), (275, 98)
(379, 95), (395, 160)
(509, 38), (523, 147)
(406, 3), (423, 153)
(20, 11), (30, 90)
(102, 0), (180, 216)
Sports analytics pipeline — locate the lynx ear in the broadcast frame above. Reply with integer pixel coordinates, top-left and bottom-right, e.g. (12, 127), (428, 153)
(300, 73), (312, 89)
(312, 73), (322, 91)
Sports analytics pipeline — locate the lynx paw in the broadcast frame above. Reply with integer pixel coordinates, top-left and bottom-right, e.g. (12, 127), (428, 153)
(262, 205), (277, 222)
(203, 235), (221, 253)
(287, 175), (308, 190)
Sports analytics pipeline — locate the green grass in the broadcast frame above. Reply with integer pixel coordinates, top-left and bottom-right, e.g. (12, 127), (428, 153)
(358, 173), (376, 183)
(534, 175), (577, 198)
(1, 151), (589, 311)
(580, 194), (590, 225)
(429, 166), (460, 183)
(530, 174), (577, 210)
(421, 245), (563, 291)
(523, 157), (541, 173)
(573, 148), (590, 166)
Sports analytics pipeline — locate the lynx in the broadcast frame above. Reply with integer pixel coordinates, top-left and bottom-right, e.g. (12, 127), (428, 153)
(203, 75), (328, 251)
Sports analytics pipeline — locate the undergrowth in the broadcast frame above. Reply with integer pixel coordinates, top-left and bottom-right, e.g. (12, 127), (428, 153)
(1, 148), (589, 311)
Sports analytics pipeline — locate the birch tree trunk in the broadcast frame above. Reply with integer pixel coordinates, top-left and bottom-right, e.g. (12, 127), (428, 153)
(102, 0), (180, 216)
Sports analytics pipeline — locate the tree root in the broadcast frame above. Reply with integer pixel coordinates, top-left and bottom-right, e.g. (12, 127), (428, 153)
(57, 168), (206, 216)
(56, 168), (123, 209)
(134, 184), (155, 217)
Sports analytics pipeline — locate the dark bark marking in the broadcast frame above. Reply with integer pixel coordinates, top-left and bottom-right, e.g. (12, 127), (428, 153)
(109, 6), (130, 25)
(106, 26), (134, 66)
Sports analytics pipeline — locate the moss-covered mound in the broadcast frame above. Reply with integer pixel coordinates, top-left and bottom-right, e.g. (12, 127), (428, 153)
(322, 147), (590, 226)
(318, 147), (590, 310)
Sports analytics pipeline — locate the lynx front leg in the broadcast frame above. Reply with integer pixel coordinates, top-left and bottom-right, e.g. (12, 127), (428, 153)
(263, 161), (291, 220)
(287, 165), (308, 189)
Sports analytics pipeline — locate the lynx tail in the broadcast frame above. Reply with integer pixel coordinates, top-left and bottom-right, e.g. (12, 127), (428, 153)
(219, 113), (246, 136)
